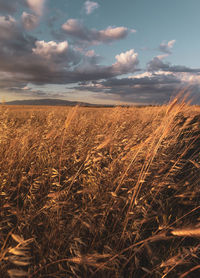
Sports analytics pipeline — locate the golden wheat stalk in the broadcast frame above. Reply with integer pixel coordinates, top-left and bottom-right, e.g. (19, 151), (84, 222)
(170, 227), (200, 237)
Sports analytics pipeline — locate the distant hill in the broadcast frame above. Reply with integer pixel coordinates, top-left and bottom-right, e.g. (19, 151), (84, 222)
(4, 99), (96, 106)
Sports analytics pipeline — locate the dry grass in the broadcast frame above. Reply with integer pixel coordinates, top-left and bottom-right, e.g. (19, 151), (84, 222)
(0, 96), (200, 277)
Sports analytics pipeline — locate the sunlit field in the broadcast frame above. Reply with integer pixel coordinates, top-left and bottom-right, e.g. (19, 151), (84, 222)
(0, 98), (200, 277)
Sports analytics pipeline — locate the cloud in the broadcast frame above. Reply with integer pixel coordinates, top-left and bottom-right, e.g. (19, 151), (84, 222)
(33, 40), (69, 58)
(0, 17), (140, 88)
(83, 49), (101, 65)
(148, 56), (200, 73)
(0, 72), (28, 91)
(21, 0), (46, 30)
(26, 0), (46, 16)
(0, 0), (25, 13)
(32, 40), (81, 66)
(99, 26), (133, 41)
(79, 71), (180, 92)
(61, 19), (134, 45)
(0, 15), (36, 53)
(0, 15), (198, 104)
(156, 54), (169, 60)
(0, 15), (16, 37)
(74, 49), (139, 80)
(0, 81), (66, 99)
(112, 49), (139, 74)
(159, 39), (176, 54)
(21, 12), (39, 30)
(0, 19), (140, 89)
(84, 1), (99, 15)
(47, 10), (64, 28)
(0, 16), (52, 84)
(85, 50), (95, 57)
(74, 81), (178, 104)
(148, 57), (167, 71)
(0, 1), (17, 13)
(74, 68), (200, 104)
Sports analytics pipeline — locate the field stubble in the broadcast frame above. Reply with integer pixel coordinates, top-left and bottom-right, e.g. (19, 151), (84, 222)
(0, 98), (200, 277)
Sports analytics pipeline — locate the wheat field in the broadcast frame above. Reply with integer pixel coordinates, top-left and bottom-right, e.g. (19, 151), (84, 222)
(0, 97), (200, 277)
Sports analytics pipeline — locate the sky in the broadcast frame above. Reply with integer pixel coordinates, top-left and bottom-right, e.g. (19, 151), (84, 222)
(0, 0), (200, 105)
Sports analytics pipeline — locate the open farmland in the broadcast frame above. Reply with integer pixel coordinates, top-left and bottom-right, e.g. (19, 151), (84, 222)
(0, 99), (200, 277)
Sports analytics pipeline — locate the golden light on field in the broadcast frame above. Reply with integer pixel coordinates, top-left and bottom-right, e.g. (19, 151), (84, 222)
(0, 99), (200, 277)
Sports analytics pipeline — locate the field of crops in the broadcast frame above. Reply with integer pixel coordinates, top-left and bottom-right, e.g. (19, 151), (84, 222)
(0, 98), (200, 277)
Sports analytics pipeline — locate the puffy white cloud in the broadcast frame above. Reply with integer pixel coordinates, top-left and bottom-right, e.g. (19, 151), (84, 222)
(99, 26), (130, 41)
(112, 49), (139, 74)
(21, 12), (39, 30)
(84, 1), (99, 15)
(32, 40), (82, 67)
(159, 39), (176, 54)
(62, 19), (133, 45)
(32, 40), (86, 71)
(26, 0), (45, 16)
(62, 19), (85, 37)
(32, 40), (69, 58)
